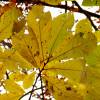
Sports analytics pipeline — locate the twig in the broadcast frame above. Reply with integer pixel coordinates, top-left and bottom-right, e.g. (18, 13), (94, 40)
(72, 1), (98, 31)
(32, 0), (100, 18)
(19, 87), (45, 100)
(39, 69), (44, 100)
(5, 71), (9, 79)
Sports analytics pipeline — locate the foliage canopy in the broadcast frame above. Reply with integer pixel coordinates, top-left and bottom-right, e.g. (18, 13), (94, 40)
(0, 0), (100, 100)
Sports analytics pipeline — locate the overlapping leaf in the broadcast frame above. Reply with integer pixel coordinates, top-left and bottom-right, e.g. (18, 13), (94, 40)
(44, 76), (87, 100)
(49, 19), (96, 61)
(12, 27), (39, 67)
(0, 49), (33, 70)
(0, 6), (22, 41)
(43, 59), (85, 82)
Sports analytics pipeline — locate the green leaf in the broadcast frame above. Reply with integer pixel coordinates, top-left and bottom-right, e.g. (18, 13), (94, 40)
(82, 0), (100, 6)
(0, 7), (22, 41)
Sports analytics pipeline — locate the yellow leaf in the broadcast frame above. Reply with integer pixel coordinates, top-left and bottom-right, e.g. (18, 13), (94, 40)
(23, 72), (35, 89)
(0, 7), (22, 41)
(4, 79), (24, 95)
(0, 49), (33, 70)
(0, 63), (6, 80)
(27, 6), (52, 61)
(12, 27), (39, 67)
(9, 71), (26, 81)
(44, 59), (85, 82)
(44, 76), (86, 100)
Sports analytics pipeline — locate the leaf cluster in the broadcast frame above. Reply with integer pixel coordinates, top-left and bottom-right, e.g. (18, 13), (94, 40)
(0, 0), (100, 100)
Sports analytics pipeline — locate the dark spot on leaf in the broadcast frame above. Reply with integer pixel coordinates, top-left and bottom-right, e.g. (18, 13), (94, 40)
(87, 91), (89, 93)
(79, 32), (84, 37)
(68, 37), (70, 39)
(66, 87), (72, 91)
(34, 51), (39, 57)
(27, 45), (29, 48)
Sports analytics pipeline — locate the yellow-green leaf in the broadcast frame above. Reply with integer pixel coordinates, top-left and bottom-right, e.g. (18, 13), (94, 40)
(0, 7), (22, 41)
(23, 72), (35, 89)
(44, 59), (85, 82)
(4, 79), (24, 95)
(82, 0), (100, 6)
(0, 49), (33, 70)
(75, 19), (92, 34)
(49, 12), (74, 55)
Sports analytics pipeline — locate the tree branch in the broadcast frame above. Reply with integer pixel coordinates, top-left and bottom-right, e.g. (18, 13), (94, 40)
(72, 1), (98, 30)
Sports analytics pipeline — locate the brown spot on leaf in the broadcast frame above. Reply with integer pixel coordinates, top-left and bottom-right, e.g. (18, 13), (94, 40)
(66, 87), (72, 91)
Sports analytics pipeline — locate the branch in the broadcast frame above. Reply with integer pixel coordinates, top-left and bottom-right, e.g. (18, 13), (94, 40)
(19, 86), (45, 100)
(72, 1), (98, 31)
(32, 1), (100, 18)
(39, 69), (44, 100)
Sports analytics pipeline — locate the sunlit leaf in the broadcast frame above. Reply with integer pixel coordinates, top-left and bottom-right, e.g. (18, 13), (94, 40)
(82, 0), (100, 6)
(0, 93), (22, 100)
(9, 71), (26, 81)
(12, 27), (39, 67)
(4, 79), (24, 94)
(49, 30), (96, 61)
(75, 19), (92, 34)
(0, 49), (33, 70)
(44, 76), (86, 100)
(23, 72), (35, 89)
(27, 5), (52, 61)
(48, 12), (74, 56)
(44, 59), (85, 82)
(0, 63), (6, 80)
(0, 6), (22, 41)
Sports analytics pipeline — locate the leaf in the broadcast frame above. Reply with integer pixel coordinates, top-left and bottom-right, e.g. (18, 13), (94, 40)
(82, 0), (100, 6)
(4, 79), (24, 95)
(41, 0), (62, 5)
(0, 93), (22, 100)
(44, 58), (85, 82)
(94, 30), (100, 42)
(0, 49), (33, 70)
(0, 63), (6, 80)
(9, 71), (26, 81)
(44, 76), (86, 100)
(12, 27), (39, 67)
(49, 29), (96, 62)
(86, 45), (100, 67)
(27, 5), (52, 60)
(12, 18), (26, 33)
(0, 6), (22, 41)
(48, 12), (74, 56)
(75, 19), (92, 34)
(23, 72), (35, 89)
